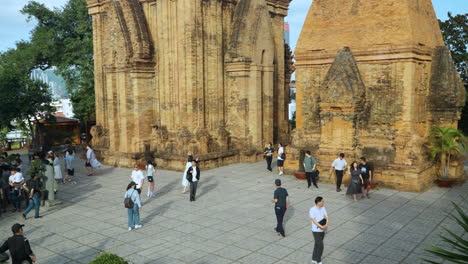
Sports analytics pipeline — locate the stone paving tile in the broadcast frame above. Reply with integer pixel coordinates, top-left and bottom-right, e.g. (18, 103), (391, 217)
(239, 252), (278, 264)
(258, 244), (295, 259)
(214, 245), (252, 260)
(0, 155), (467, 264)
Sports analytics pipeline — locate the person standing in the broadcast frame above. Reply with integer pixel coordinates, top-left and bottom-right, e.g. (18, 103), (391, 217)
(181, 155), (193, 193)
(304, 151), (318, 188)
(65, 149), (76, 184)
(0, 223), (37, 264)
(277, 143), (285, 176)
(125, 182), (142, 231)
(22, 174), (42, 219)
(85, 145), (101, 176)
(309, 196), (328, 264)
(8, 169), (22, 212)
(346, 162), (363, 202)
(131, 164), (144, 195)
(272, 179), (289, 238)
(330, 153), (347, 192)
(359, 157), (373, 199)
(264, 143), (274, 172)
(53, 153), (63, 184)
(186, 160), (200, 202)
(145, 161), (156, 197)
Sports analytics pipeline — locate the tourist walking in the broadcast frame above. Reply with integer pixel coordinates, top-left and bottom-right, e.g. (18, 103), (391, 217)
(53, 153), (63, 184)
(182, 155), (193, 193)
(65, 149), (76, 184)
(145, 161), (156, 197)
(309, 196), (328, 264)
(304, 151), (318, 188)
(0, 223), (36, 264)
(186, 159), (200, 202)
(125, 182), (142, 231)
(85, 145), (101, 176)
(346, 162), (363, 202)
(272, 179), (289, 237)
(131, 164), (144, 195)
(359, 157), (373, 199)
(330, 153), (347, 192)
(22, 174), (42, 219)
(264, 143), (274, 171)
(277, 143), (285, 176)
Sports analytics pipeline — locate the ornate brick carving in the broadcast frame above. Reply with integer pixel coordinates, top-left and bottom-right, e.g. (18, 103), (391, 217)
(288, 0), (465, 191)
(88, 0), (291, 169)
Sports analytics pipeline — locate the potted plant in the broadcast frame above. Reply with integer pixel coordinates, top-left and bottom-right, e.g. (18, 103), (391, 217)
(428, 126), (467, 187)
(294, 149), (306, 180)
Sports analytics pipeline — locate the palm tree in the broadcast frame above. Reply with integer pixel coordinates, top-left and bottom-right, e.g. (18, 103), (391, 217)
(428, 126), (467, 179)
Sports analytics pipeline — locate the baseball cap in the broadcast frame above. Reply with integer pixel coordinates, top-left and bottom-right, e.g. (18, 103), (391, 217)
(11, 223), (24, 233)
(275, 179), (281, 186)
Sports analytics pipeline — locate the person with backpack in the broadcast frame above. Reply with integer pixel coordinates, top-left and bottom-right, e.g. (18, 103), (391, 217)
(124, 181), (142, 231)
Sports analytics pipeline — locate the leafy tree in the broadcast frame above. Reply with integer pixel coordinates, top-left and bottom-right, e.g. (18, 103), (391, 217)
(439, 13), (468, 133)
(0, 41), (54, 144)
(21, 0), (94, 123)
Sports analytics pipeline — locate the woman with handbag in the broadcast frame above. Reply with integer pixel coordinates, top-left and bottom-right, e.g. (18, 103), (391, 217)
(346, 162), (363, 202)
(124, 181), (142, 231)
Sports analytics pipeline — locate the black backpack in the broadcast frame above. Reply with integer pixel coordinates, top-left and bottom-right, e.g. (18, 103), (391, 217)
(124, 190), (135, 208)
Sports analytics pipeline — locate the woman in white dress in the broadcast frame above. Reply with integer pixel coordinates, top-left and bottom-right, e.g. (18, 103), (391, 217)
(182, 155), (193, 193)
(53, 152), (63, 184)
(86, 144), (102, 176)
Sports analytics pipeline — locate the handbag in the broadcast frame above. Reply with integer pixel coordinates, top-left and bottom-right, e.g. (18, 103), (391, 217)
(352, 178), (360, 184)
(280, 153), (286, 160)
(124, 190), (135, 208)
(318, 218), (327, 226)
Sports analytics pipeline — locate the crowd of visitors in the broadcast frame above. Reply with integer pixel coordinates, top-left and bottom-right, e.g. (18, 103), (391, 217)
(1, 138), (375, 264)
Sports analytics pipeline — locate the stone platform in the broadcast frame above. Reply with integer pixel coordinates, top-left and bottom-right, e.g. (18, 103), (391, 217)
(0, 156), (466, 264)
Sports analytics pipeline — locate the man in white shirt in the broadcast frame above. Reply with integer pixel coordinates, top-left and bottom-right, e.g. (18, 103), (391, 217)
(330, 153), (347, 192)
(309, 196), (328, 264)
(277, 143), (285, 176)
(131, 165), (145, 195)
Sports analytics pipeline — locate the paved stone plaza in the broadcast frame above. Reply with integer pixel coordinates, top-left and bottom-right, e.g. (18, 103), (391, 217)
(0, 155), (466, 264)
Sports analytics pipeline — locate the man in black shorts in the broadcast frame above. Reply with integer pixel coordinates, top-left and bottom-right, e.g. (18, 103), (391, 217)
(0, 223), (36, 264)
(359, 157), (373, 198)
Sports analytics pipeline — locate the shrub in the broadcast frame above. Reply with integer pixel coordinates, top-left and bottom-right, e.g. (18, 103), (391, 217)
(88, 253), (128, 264)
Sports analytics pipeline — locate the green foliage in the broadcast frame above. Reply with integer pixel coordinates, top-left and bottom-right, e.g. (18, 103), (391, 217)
(439, 13), (468, 133)
(290, 111), (296, 130)
(21, 0), (95, 122)
(422, 202), (468, 264)
(88, 253), (128, 264)
(0, 42), (55, 129)
(27, 158), (45, 179)
(428, 126), (467, 179)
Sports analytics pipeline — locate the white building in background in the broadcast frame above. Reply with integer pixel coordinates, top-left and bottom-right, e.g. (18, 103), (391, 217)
(51, 99), (74, 118)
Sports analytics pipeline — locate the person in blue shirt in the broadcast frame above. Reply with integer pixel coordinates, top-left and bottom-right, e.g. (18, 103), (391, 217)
(65, 149), (76, 184)
(125, 181), (142, 231)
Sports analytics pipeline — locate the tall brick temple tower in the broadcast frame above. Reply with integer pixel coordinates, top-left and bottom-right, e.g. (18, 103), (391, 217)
(86, 0), (293, 168)
(287, 0), (465, 191)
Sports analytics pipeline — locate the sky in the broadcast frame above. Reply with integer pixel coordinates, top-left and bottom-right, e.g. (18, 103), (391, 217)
(0, 0), (467, 53)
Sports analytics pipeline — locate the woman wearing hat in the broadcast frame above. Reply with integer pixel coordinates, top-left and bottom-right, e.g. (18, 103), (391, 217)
(125, 181), (142, 231)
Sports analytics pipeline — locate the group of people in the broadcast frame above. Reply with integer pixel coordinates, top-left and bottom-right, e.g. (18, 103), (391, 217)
(331, 154), (373, 201)
(271, 178), (328, 264)
(124, 156), (202, 231)
(265, 143), (374, 201)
